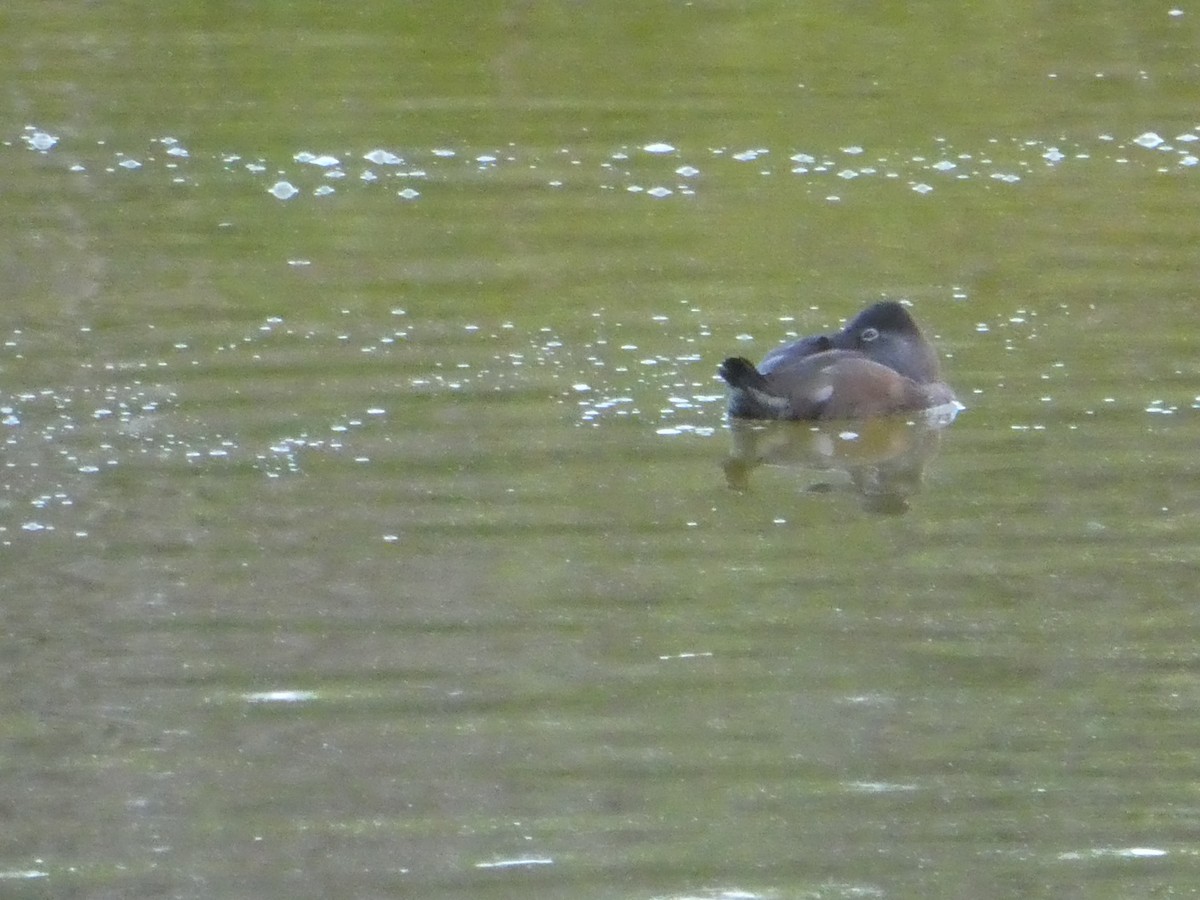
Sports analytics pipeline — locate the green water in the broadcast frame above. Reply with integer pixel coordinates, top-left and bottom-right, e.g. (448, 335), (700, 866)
(4, 3), (1200, 898)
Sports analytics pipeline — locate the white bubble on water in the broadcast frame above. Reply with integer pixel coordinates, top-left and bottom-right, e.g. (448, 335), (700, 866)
(363, 149), (402, 165)
(295, 152), (341, 167)
(269, 181), (300, 200)
(24, 130), (58, 151)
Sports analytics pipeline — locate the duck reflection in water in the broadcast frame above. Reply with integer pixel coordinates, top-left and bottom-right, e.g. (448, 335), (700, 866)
(718, 301), (961, 513)
(722, 415), (954, 514)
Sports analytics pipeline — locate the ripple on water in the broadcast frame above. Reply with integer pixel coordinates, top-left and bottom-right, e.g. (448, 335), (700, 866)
(242, 690), (319, 704)
(14, 130), (1200, 206)
(1057, 847), (1168, 860)
(2, 304), (732, 521)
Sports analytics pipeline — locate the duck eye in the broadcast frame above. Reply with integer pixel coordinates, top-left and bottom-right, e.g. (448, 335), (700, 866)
(860, 327), (880, 343)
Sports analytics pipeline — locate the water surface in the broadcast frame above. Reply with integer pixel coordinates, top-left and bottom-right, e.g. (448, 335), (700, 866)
(5, 3), (1200, 898)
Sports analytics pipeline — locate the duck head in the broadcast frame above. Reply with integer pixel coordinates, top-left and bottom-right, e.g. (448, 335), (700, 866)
(824, 301), (941, 385)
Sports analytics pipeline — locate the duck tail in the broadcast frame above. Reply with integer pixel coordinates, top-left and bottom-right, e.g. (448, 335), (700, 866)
(718, 356), (769, 390)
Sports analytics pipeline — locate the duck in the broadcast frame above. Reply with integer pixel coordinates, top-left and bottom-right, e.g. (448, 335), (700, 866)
(719, 301), (956, 420)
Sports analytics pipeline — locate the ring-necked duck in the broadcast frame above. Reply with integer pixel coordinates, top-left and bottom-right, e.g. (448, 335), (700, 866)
(719, 301), (956, 420)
